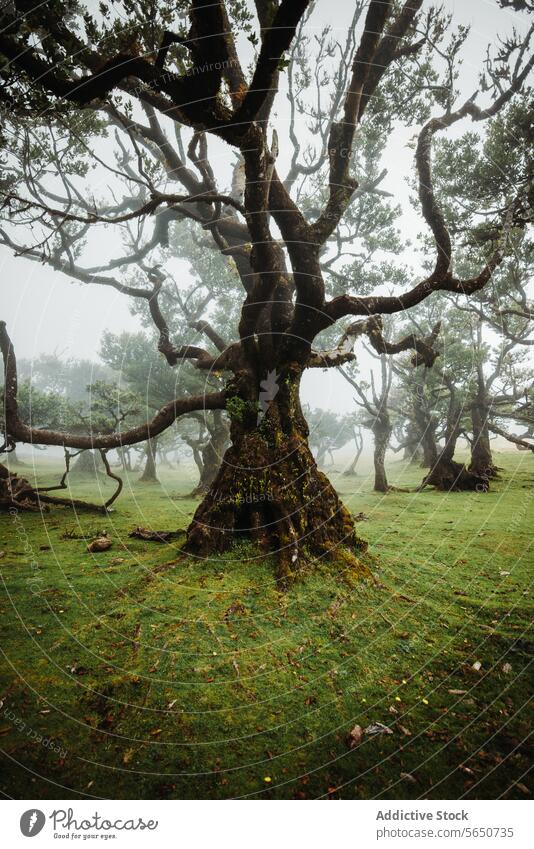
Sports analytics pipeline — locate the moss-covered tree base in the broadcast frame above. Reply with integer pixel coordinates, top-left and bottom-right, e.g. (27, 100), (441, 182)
(422, 457), (489, 492)
(184, 383), (367, 584)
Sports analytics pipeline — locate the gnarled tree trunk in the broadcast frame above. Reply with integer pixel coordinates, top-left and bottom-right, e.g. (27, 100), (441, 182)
(343, 426), (363, 476)
(184, 367), (367, 583)
(372, 418), (391, 493)
(469, 398), (498, 479)
(139, 437), (159, 483)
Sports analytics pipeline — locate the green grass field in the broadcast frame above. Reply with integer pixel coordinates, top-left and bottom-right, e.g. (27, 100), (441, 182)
(0, 450), (532, 799)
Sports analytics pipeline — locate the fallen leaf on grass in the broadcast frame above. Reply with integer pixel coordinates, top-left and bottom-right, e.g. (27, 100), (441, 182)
(458, 764), (475, 776)
(398, 724), (412, 736)
(400, 772), (417, 784)
(448, 689), (468, 695)
(68, 665), (90, 675)
(123, 748), (134, 764)
(347, 724), (364, 749)
(365, 722), (393, 736)
(471, 660), (482, 672)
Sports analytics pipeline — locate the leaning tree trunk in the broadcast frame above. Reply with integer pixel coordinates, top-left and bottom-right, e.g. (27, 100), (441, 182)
(343, 445), (362, 476)
(139, 437), (159, 483)
(184, 366), (367, 584)
(343, 427), (363, 477)
(421, 398), (489, 492)
(372, 419), (391, 493)
(469, 398), (498, 479)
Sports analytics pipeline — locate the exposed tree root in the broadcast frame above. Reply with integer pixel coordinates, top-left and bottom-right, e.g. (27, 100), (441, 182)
(421, 457), (489, 492)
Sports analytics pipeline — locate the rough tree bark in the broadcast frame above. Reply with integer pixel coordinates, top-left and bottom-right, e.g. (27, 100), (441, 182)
(372, 417), (392, 493)
(468, 324), (499, 479)
(469, 397), (498, 479)
(184, 366), (367, 583)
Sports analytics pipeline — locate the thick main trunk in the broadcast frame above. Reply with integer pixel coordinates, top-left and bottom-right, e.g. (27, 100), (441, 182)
(184, 368), (367, 583)
(469, 400), (498, 478)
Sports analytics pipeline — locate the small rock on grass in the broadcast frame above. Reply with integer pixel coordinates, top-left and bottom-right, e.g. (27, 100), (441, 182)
(87, 535), (112, 553)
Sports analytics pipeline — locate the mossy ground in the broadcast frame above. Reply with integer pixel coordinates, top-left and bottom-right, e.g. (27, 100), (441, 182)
(0, 450), (532, 799)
